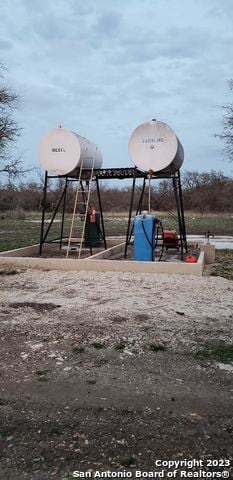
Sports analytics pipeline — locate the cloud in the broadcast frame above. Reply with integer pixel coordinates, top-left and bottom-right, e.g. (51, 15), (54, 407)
(93, 12), (123, 35)
(0, 0), (232, 176)
(0, 39), (12, 51)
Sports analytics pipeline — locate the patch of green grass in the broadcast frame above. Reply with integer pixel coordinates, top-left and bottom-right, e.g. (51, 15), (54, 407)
(36, 369), (49, 376)
(35, 369), (49, 381)
(72, 345), (85, 353)
(91, 341), (105, 349)
(0, 426), (16, 438)
(104, 213), (233, 236)
(0, 212), (232, 252)
(10, 302), (60, 312)
(87, 378), (96, 385)
(0, 269), (21, 275)
(37, 376), (48, 382)
(115, 343), (126, 351)
(120, 456), (137, 467)
(193, 344), (233, 363)
(48, 426), (62, 436)
(0, 214), (73, 252)
(148, 343), (166, 352)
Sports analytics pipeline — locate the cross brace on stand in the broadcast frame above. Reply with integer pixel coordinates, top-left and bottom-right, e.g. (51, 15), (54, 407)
(39, 172), (107, 256)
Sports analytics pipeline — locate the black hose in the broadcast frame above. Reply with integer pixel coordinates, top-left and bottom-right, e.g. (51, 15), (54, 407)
(158, 221), (164, 262)
(138, 216), (165, 262)
(154, 222), (159, 250)
(141, 218), (155, 261)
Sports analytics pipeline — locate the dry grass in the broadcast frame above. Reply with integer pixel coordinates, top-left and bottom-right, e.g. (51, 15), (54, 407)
(206, 249), (233, 281)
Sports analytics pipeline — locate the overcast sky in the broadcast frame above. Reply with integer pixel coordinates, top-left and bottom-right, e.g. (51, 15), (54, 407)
(1, 0), (233, 180)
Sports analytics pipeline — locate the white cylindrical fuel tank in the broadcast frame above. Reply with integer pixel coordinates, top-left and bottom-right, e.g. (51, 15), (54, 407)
(39, 127), (103, 175)
(128, 119), (184, 174)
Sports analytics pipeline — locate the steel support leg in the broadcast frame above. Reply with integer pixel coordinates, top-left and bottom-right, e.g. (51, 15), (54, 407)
(96, 177), (107, 249)
(59, 177), (68, 250)
(177, 170), (187, 252)
(173, 175), (184, 260)
(39, 171), (48, 256)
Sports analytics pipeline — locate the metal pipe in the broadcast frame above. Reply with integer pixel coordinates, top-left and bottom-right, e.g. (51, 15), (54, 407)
(128, 177), (146, 243)
(147, 169), (153, 213)
(139, 178), (146, 214)
(124, 169), (136, 258)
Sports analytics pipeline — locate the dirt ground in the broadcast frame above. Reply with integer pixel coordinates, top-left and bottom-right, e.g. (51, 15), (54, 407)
(0, 269), (233, 480)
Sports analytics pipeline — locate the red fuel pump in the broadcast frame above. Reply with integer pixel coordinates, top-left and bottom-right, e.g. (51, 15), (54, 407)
(162, 230), (179, 250)
(90, 206), (96, 223)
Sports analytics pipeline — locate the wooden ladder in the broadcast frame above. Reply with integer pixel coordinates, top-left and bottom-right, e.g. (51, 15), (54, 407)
(66, 155), (95, 259)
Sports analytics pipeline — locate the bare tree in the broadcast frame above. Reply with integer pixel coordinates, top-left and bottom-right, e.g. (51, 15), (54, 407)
(0, 64), (22, 177)
(218, 80), (233, 162)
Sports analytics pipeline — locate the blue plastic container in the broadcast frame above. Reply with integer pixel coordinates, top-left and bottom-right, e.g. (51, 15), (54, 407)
(134, 214), (156, 261)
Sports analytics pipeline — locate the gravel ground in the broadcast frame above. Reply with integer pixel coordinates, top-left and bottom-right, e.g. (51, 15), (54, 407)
(0, 269), (233, 480)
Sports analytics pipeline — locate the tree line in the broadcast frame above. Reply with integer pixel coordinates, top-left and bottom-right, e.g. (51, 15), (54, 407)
(0, 170), (232, 214)
(0, 65), (233, 214)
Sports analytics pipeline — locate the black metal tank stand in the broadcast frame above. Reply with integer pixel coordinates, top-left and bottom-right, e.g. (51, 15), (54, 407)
(39, 173), (68, 255)
(39, 168), (187, 259)
(172, 174), (187, 260)
(123, 169), (187, 259)
(39, 172), (107, 256)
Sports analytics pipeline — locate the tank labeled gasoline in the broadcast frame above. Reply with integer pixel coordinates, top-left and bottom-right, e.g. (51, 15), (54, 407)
(130, 119), (184, 261)
(39, 127), (102, 175)
(128, 119), (184, 174)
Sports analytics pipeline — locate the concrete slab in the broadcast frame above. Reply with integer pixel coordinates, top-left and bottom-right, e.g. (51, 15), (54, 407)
(187, 235), (233, 250)
(0, 250), (205, 275)
(0, 244), (40, 257)
(200, 244), (216, 264)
